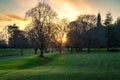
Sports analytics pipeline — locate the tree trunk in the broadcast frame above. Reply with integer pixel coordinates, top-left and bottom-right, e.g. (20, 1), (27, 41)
(107, 45), (110, 52)
(88, 40), (91, 53)
(59, 47), (62, 54)
(59, 43), (62, 54)
(88, 47), (90, 53)
(107, 35), (110, 52)
(40, 48), (44, 57)
(71, 47), (73, 53)
(107, 25), (110, 52)
(67, 47), (70, 52)
(34, 48), (38, 55)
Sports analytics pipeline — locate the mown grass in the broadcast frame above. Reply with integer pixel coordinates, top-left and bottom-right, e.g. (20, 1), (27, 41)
(0, 52), (120, 80)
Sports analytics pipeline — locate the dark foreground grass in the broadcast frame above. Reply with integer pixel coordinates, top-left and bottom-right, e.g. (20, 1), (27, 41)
(0, 52), (120, 80)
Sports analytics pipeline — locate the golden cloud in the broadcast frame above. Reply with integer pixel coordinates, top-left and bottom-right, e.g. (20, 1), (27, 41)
(0, 14), (25, 22)
(0, 15), (12, 22)
(50, 0), (96, 16)
(5, 14), (25, 21)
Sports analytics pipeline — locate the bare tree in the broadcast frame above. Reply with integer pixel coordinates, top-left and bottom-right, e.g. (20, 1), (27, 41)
(25, 23), (38, 55)
(54, 18), (69, 53)
(25, 2), (57, 57)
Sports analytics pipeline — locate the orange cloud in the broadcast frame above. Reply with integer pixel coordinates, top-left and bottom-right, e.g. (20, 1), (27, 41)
(0, 17), (12, 21)
(0, 14), (13, 22)
(0, 13), (29, 31)
(5, 14), (25, 21)
(0, 14), (25, 22)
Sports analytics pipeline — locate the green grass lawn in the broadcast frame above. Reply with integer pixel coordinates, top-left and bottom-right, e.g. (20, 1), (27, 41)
(0, 49), (35, 57)
(0, 52), (120, 80)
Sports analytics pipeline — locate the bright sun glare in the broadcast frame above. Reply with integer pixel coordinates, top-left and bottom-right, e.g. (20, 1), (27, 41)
(62, 33), (67, 44)
(16, 19), (32, 30)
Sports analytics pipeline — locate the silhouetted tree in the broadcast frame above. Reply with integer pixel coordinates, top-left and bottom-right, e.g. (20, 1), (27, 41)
(16, 31), (30, 55)
(68, 15), (96, 53)
(54, 18), (69, 53)
(97, 13), (101, 27)
(88, 13), (107, 48)
(25, 24), (38, 55)
(8, 24), (19, 48)
(0, 40), (6, 48)
(68, 21), (83, 52)
(104, 12), (113, 51)
(26, 2), (57, 57)
(104, 13), (113, 26)
(8, 24), (29, 55)
(112, 17), (120, 47)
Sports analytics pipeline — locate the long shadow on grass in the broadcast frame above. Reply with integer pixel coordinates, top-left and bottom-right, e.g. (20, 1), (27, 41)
(17, 54), (59, 69)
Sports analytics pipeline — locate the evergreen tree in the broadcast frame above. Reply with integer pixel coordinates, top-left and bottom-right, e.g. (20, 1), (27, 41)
(97, 13), (101, 27)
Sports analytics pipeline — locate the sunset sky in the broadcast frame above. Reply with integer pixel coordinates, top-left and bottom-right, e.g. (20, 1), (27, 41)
(0, 0), (120, 30)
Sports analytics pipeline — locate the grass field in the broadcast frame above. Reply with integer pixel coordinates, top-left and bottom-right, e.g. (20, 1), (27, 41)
(0, 52), (120, 80)
(0, 49), (35, 57)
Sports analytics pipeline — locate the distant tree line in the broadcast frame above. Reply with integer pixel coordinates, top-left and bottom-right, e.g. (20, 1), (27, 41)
(67, 12), (120, 52)
(0, 2), (120, 57)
